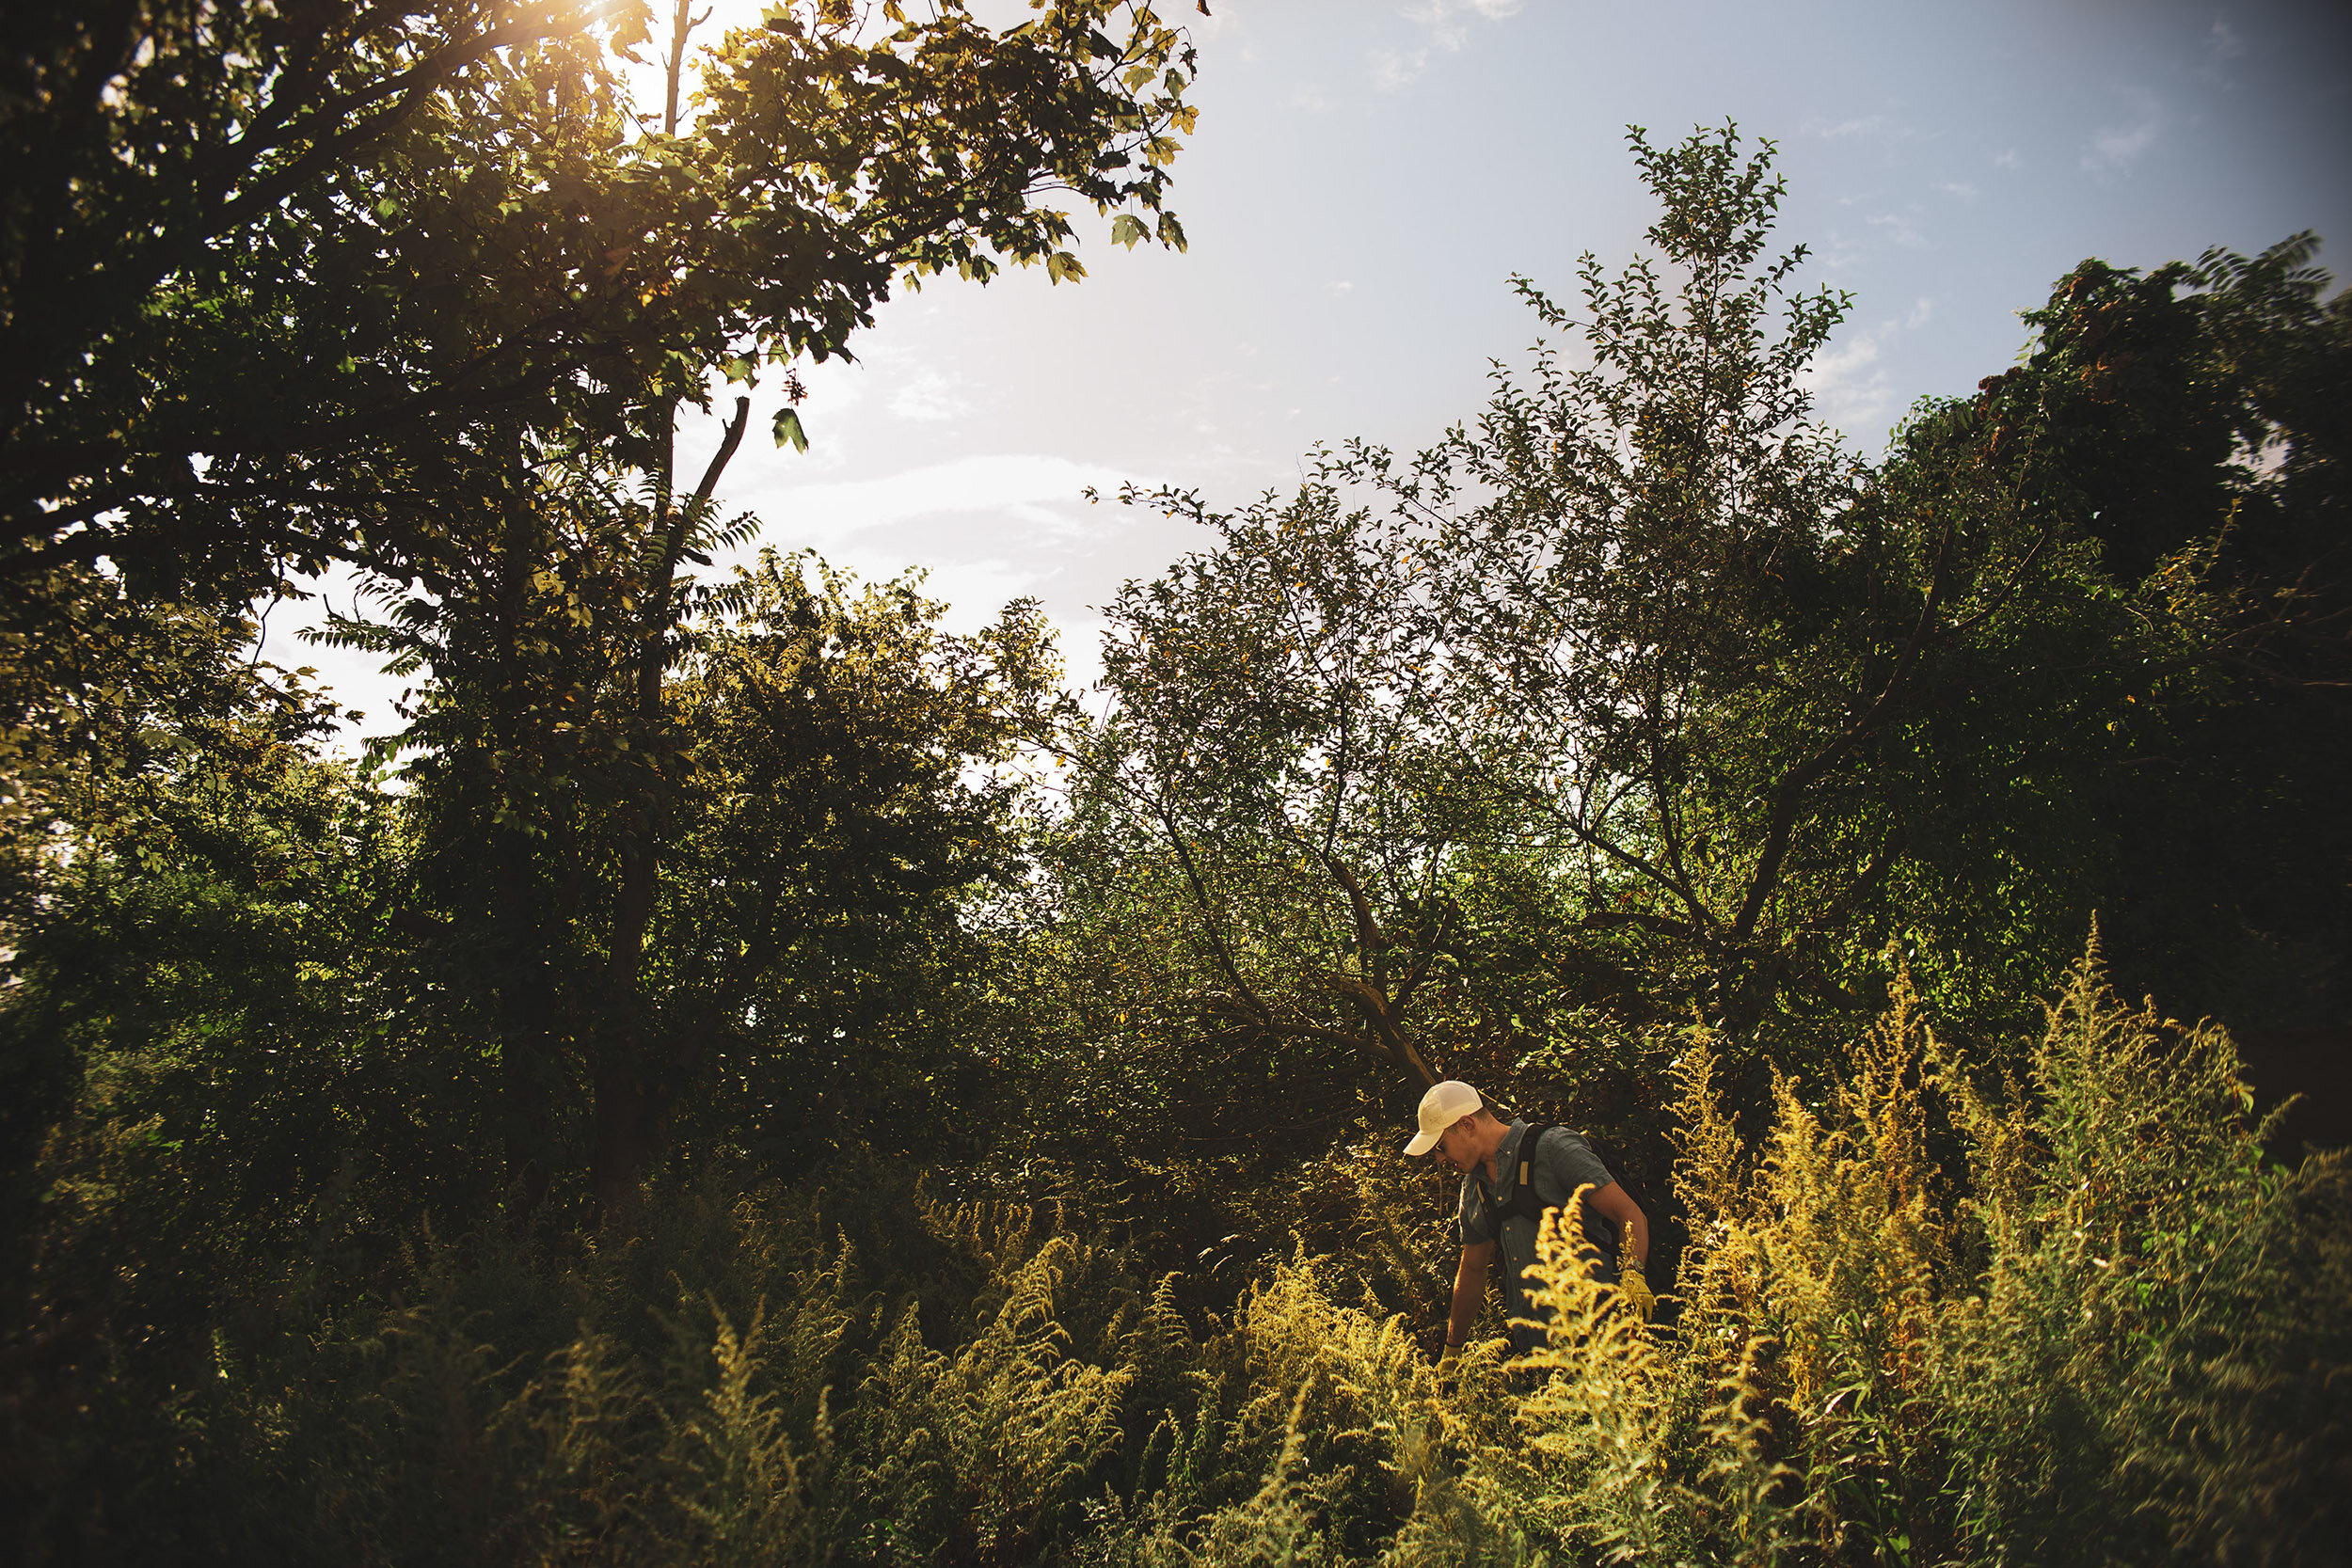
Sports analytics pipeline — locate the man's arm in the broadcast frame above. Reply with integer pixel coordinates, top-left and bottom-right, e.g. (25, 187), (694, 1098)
(1449, 1241), (1494, 1345)
(1589, 1181), (1648, 1272)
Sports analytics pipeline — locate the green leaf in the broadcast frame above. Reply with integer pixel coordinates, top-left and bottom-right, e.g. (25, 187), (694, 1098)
(1111, 214), (1147, 250)
(773, 405), (809, 451)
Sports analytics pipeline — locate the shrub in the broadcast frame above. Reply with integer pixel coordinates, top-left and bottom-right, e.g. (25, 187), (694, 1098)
(8, 944), (2343, 1565)
(1934, 947), (2352, 1565)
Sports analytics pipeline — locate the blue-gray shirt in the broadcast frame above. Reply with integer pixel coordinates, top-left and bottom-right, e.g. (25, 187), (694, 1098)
(1454, 1121), (1622, 1353)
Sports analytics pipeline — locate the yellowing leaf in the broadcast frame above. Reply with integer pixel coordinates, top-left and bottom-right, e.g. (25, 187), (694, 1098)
(773, 405), (809, 452)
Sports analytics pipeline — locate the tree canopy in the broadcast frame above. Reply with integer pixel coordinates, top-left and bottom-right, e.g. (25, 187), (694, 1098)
(1072, 125), (2348, 1147)
(4, 0), (1197, 604)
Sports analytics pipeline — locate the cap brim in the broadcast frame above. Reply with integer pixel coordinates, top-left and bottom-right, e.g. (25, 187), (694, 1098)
(1403, 1129), (1440, 1156)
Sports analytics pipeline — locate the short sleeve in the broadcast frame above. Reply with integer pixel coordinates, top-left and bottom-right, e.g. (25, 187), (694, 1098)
(1454, 1180), (1496, 1248)
(1531, 1129), (1614, 1211)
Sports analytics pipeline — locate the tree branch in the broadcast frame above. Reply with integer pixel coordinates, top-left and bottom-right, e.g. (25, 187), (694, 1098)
(1728, 507), (1955, 945)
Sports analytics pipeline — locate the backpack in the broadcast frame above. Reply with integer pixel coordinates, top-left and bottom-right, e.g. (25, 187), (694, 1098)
(1476, 1123), (1563, 1236)
(1475, 1125), (1633, 1288)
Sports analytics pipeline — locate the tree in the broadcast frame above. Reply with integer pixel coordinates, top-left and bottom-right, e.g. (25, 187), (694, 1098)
(3, 1), (619, 595)
(647, 554), (1064, 1189)
(1085, 124), (1918, 1105)
(347, 485), (1067, 1218)
(0, 697), (439, 1285)
(1078, 124), (2349, 1132)
(1, 0), (1203, 1223)
(2, 0), (1198, 608)
(1331, 127), (2347, 1062)
(1073, 480), (1454, 1095)
(1883, 234), (2352, 1032)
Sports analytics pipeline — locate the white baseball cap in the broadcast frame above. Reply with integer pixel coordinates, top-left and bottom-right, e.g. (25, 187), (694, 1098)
(1404, 1080), (1484, 1156)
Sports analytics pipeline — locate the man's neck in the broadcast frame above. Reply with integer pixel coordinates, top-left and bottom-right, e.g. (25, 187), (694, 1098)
(1480, 1118), (1512, 1185)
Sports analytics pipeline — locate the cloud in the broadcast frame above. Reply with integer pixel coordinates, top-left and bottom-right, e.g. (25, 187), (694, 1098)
(1811, 115), (1891, 140)
(1800, 327), (1892, 432)
(1799, 299), (1938, 436)
(2082, 89), (2162, 175)
(1328, 279), (1355, 294)
(738, 454), (1147, 548)
(2085, 119), (2157, 172)
(1992, 147), (2022, 169)
(888, 368), (970, 421)
(2208, 18), (2245, 59)
(1371, 43), (1440, 89)
(1804, 113), (1919, 149)
(1372, 0), (1519, 89)
(1816, 203), (1931, 261)
(1868, 210), (1930, 248)
(1934, 180), (1979, 200)
(900, 557), (1059, 630)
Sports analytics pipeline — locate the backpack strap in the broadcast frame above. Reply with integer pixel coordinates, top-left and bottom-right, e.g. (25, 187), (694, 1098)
(1479, 1123), (1559, 1233)
(1509, 1124), (1557, 1225)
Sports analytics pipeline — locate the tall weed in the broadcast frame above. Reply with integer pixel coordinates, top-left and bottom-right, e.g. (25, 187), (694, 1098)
(1935, 951), (2352, 1565)
(9, 946), (2343, 1565)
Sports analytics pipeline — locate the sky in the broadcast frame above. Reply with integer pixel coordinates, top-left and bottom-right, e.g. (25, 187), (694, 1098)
(281, 0), (2352, 734)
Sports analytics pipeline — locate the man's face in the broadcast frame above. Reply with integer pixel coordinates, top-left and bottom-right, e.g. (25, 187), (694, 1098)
(1428, 1117), (1477, 1176)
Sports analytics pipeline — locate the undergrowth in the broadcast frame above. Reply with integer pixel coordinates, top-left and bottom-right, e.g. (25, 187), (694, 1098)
(7, 947), (2344, 1565)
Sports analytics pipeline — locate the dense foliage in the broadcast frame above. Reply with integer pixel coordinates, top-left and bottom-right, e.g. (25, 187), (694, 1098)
(10, 951), (2344, 1564)
(1, 4), (2345, 1558)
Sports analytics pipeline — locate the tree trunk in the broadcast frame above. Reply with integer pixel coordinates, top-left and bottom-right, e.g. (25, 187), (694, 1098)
(491, 456), (557, 1229)
(585, 393), (751, 1230)
(589, 1058), (660, 1227)
(589, 826), (662, 1227)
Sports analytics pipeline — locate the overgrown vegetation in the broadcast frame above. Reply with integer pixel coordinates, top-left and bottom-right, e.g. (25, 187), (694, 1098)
(5, 5), (2348, 1562)
(10, 951), (2342, 1564)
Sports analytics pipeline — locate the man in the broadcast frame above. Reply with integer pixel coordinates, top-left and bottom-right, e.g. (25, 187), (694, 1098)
(1404, 1080), (1654, 1370)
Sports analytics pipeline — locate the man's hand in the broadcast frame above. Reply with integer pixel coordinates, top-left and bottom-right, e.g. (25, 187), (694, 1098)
(1618, 1265), (1656, 1324)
